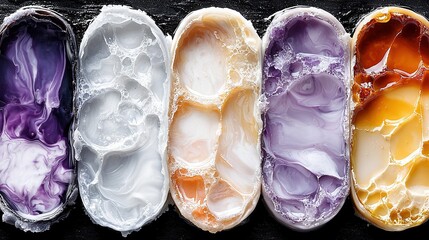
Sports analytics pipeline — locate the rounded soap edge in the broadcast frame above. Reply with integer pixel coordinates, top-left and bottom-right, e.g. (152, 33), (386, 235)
(260, 6), (351, 231)
(0, 5), (78, 232)
(74, 4), (171, 234)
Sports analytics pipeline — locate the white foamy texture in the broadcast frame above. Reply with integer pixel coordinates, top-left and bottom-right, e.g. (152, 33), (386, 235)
(74, 5), (170, 236)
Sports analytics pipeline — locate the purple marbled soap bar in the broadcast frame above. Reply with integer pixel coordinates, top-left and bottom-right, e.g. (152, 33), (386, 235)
(261, 7), (350, 230)
(0, 7), (76, 231)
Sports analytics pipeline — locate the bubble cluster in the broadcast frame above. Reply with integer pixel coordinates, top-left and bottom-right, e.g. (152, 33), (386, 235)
(168, 7), (262, 233)
(261, 7), (350, 231)
(351, 7), (429, 231)
(74, 5), (170, 236)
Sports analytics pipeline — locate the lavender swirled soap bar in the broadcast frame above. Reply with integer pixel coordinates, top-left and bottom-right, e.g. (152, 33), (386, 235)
(73, 5), (170, 235)
(351, 7), (429, 231)
(0, 7), (77, 231)
(168, 7), (262, 233)
(261, 7), (350, 230)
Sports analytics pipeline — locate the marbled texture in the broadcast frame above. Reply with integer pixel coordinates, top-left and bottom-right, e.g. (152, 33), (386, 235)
(168, 7), (262, 233)
(261, 7), (350, 230)
(351, 7), (429, 231)
(0, 6), (76, 231)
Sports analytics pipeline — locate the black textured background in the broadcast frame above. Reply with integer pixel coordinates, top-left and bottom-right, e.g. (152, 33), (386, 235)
(0, 0), (428, 239)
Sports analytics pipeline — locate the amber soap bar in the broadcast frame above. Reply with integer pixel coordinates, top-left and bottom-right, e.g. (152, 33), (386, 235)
(351, 6), (429, 231)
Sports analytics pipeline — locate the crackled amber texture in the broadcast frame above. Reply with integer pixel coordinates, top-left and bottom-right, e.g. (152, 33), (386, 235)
(351, 7), (429, 231)
(168, 8), (261, 233)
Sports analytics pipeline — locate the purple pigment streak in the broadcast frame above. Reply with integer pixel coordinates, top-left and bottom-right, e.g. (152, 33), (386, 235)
(0, 16), (74, 216)
(262, 14), (349, 228)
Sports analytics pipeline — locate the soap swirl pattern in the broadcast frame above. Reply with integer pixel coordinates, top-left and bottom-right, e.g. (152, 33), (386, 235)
(261, 7), (350, 230)
(0, 7), (77, 231)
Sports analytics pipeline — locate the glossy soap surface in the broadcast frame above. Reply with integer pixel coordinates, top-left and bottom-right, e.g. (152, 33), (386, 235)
(261, 7), (350, 230)
(0, 7), (76, 231)
(351, 7), (429, 230)
(74, 5), (170, 235)
(168, 8), (262, 233)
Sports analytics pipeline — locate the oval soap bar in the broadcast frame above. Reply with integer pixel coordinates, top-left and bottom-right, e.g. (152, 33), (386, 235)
(351, 6), (429, 231)
(0, 6), (77, 231)
(74, 5), (170, 236)
(168, 7), (262, 233)
(261, 7), (350, 230)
